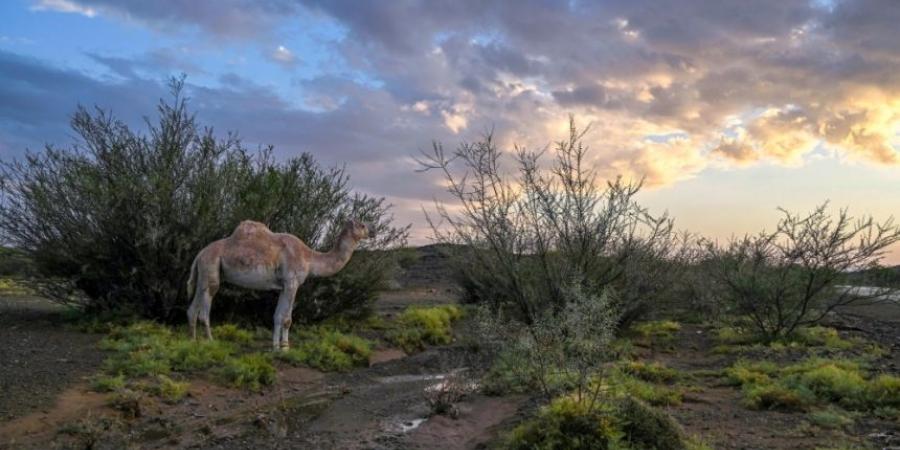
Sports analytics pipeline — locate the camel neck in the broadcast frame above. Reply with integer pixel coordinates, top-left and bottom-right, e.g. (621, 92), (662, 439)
(310, 231), (358, 277)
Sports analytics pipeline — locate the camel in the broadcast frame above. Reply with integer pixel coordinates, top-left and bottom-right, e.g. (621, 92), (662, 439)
(186, 219), (372, 351)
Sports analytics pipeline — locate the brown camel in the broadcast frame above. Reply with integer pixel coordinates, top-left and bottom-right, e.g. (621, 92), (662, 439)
(186, 219), (372, 350)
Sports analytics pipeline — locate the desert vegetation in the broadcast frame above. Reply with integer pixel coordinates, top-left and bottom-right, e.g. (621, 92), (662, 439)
(1, 102), (899, 449)
(0, 77), (409, 324)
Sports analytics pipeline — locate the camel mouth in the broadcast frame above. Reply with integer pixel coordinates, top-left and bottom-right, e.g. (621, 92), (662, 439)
(366, 223), (376, 238)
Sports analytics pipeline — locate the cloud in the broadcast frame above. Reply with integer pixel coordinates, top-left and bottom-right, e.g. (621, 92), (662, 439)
(7, 0), (900, 216)
(29, 0), (296, 38)
(31, 0), (97, 17)
(269, 45), (298, 68)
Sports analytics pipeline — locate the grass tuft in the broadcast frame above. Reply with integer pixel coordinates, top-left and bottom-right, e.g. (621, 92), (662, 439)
(216, 353), (276, 391)
(277, 327), (373, 372)
(387, 305), (463, 353)
(212, 324), (254, 345)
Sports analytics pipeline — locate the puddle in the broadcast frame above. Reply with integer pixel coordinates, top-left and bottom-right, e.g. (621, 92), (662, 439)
(399, 418), (427, 433)
(375, 373), (446, 384)
(424, 379), (479, 393)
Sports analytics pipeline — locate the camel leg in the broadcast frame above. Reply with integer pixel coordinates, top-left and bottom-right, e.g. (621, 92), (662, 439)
(187, 292), (200, 340)
(200, 282), (218, 340)
(273, 282), (298, 351)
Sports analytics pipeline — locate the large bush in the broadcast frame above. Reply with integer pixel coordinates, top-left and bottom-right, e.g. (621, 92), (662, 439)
(704, 204), (900, 340)
(419, 118), (687, 327)
(0, 78), (408, 322)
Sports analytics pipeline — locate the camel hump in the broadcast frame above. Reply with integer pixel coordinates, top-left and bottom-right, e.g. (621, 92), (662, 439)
(231, 220), (273, 240)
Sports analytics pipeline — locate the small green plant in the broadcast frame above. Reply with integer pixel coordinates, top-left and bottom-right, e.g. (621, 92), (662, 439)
(217, 353), (276, 391)
(90, 374), (126, 393)
(387, 305), (463, 352)
(619, 361), (680, 383)
(154, 375), (189, 403)
(633, 320), (681, 340)
(277, 327), (373, 372)
(808, 407), (854, 429)
(609, 370), (684, 407)
(866, 374), (900, 407)
(107, 389), (144, 419)
(725, 357), (897, 413)
(212, 324), (254, 345)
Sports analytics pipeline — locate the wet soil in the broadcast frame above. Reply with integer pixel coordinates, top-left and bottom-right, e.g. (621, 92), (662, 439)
(0, 296), (105, 422)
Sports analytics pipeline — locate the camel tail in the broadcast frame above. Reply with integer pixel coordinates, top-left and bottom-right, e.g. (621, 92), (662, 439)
(187, 254), (199, 297)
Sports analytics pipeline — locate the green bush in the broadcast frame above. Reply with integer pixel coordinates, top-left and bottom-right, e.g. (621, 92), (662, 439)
(216, 353), (276, 391)
(276, 327), (372, 372)
(619, 361), (680, 383)
(503, 396), (619, 450)
(387, 305), (462, 353)
(616, 396), (687, 450)
(503, 395), (693, 450)
(867, 374), (900, 407)
(90, 374), (126, 393)
(808, 407), (854, 429)
(725, 357), (898, 413)
(153, 374), (190, 403)
(0, 77), (408, 322)
(610, 372), (684, 407)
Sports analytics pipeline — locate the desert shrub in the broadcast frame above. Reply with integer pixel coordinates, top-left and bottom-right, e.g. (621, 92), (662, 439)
(276, 327), (372, 372)
(424, 370), (477, 417)
(609, 370), (684, 407)
(108, 389), (144, 419)
(618, 361), (680, 383)
(616, 396), (688, 450)
(503, 394), (693, 450)
(420, 118), (687, 329)
(90, 374), (126, 393)
(387, 305), (462, 352)
(153, 374), (189, 403)
(808, 407), (854, 429)
(867, 374), (900, 407)
(0, 77), (408, 323)
(216, 353), (276, 391)
(502, 396), (619, 450)
(725, 357), (897, 412)
(704, 204), (900, 341)
(476, 283), (618, 403)
(743, 382), (815, 411)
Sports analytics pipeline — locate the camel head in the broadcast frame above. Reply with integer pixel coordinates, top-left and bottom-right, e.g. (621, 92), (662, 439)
(344, 218), (374, 241)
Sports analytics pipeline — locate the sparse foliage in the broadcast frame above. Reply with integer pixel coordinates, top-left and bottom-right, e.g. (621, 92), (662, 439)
(419, 117), (686, 327)
(704, 204), (900, 340)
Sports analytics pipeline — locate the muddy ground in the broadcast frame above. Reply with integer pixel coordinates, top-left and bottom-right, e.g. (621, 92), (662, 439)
(2, 246), (900, 449)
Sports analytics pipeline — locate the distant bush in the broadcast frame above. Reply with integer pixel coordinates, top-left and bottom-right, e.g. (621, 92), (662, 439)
(0, 77), (408, 323)
(387, 305), (462, 353)
(420, 118), (688, 329)
(704, 204), (900, 341)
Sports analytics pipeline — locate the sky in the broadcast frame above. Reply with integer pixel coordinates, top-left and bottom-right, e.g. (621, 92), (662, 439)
(0, 0), (898, 263)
